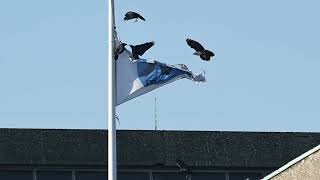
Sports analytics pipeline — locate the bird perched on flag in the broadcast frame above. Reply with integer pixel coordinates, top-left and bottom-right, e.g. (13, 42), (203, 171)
(186, 38), (215, 61)
(130, 41), (155, 60)
(114, 41), (154, 60)
(114, 42), (127, 60)
(124, 11), (146, 22)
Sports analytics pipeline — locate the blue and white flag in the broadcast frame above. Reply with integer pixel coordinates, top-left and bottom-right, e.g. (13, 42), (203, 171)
(116, 38), (205, 106)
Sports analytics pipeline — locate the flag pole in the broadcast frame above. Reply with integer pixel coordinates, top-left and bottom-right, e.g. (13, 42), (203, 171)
(108, 0), (116, 179)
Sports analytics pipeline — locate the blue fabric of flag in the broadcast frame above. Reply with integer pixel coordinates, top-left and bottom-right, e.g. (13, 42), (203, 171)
(137, 59), (192, 87)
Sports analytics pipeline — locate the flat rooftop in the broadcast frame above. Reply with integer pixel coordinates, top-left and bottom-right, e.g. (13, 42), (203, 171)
(0, 129), (319, 170)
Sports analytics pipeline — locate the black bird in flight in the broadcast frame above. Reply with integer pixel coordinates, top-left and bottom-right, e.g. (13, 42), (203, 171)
(130, 41), (155, 60)
(186, 38), (214, 61)
(124, 11), (146, 22)
(114, 42), (127, 60)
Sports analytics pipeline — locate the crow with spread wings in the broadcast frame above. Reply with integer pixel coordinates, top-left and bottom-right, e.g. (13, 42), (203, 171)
(186, 38), (215, 61)
(114, 41), (155, 60)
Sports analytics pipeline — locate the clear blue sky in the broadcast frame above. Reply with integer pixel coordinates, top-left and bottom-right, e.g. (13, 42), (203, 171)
(1, 0), (320, 131)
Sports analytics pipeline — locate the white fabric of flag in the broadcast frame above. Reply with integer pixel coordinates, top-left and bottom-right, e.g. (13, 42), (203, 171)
(116, 37), (206, 106)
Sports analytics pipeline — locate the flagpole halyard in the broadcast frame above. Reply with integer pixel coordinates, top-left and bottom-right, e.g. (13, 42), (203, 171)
(108, 0), (116, 179)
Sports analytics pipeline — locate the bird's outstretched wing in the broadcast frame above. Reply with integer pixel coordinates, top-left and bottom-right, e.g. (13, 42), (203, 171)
(124, 11), (145, 21)
(186, 38), (205, 52)
(130, 41), (155, 59)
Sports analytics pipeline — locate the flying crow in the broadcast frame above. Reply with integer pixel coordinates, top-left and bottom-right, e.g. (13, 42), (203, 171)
(124, 11), (146, 22)
(186, 38), (214, 61)
(130, 41), (155, 60)
(114, 42), (127, 60)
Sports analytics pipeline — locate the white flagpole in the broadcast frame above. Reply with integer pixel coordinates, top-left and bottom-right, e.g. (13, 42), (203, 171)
(108, 0), (116, 179)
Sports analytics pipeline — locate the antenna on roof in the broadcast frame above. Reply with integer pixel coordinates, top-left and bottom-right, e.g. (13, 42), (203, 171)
(154, 97), (158, 130)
